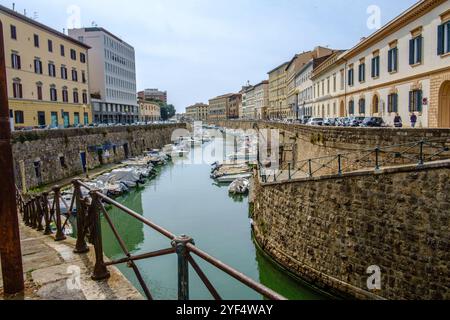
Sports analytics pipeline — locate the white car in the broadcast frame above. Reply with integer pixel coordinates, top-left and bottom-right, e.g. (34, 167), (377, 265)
(307, 118), (324, 126)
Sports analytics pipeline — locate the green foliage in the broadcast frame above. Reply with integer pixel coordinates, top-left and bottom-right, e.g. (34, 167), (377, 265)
(160, 103), (176, 120)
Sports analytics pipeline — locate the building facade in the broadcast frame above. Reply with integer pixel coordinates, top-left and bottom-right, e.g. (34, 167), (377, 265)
(138, 99), (160, 122)
(1, 5), (92, 128)
(310, 0), (450, 128)
(268, 62), (288, 119)
(208, 94), (233, 120)
(253, 80), (269, 120)
(138, 89), (167, 104)
(241, 86), (255, 119)
(228, 94), (242, 119)
(186, 103), (209, 121)
(68, 27), (138, 124)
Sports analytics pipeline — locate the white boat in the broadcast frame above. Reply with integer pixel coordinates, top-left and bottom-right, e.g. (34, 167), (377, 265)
(228, 178), (250, 194)
(216, 173), (252, 183)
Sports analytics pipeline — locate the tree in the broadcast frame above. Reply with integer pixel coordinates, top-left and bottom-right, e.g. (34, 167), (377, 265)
(160, 103), (176, 120)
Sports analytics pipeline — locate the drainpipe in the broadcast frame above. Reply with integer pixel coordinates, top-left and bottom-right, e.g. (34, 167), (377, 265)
(0, 20), (25, 295)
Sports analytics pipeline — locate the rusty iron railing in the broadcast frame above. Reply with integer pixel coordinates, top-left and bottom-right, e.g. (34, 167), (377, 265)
(16, 180), (286, 301)
(259, 138), (450, 183)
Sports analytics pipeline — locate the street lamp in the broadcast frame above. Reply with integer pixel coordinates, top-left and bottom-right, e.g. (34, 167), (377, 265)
(0, 20), (25, 295)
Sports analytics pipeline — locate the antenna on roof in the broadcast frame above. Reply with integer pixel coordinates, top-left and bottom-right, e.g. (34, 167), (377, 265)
(33, 11), (38, 20)
(23, 9), (26, 16)
(12, 3), (15, 11)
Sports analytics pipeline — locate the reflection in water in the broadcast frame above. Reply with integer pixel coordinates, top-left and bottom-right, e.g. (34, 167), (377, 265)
(99, 139), (328, 300)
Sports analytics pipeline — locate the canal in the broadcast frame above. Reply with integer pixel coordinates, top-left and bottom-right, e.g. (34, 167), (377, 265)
(100, 135), (329, 300)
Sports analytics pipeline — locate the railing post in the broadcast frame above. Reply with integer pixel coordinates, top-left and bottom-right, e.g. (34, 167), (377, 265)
(73, 180), (89, 254)
(308, 159), (313, 177)
(36, 196), (44, 232)
(337, 155), (342, 176)
(89, 190), (110, 281)
(42, 192), (52, 235)
(172, 235), (194, 301)
(375, 147), (380, 171)
(419, 140), (424, 166)
(23, 201), (30, 226)
(52, 186), (67, 241)
(31, 197), (37, 229)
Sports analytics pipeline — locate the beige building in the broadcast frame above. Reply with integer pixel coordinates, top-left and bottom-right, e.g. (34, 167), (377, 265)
(1, 5), (92, 128)
(185, 103), (209, 121)
(310, 0), (450, 128)
(208, 94), (233, 120)
(285, 47), (335, 120)
(138, 99), (160, 122)
(268, 61), (288, 119)
(228, 94), (242, 119)
(253, 80), (269, 120)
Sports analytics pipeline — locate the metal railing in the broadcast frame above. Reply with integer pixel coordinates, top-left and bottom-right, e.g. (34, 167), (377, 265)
(16, 180), (286, 301)
(259, 138), (450, 183)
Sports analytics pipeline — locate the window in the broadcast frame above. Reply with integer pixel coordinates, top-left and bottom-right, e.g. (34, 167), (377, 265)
(371, 56), (380, 78)
(48, 63), (56, 77)
(37, 111), (46, 126)
(388, 93), (398, 113)
(82, 91), (88, 104)
(73, 90), (79, 103)
(48, 39), (53, 52)
(388, 47), (398, 73)
(409, 90), (423, 112)
(36, 84), (43, 100)
(80, 53), (86, 63)
(12, 81), (23, 98)
(359, 99), (366, 114)
(11, 53), (21, 69)
(62, 87), (68, 103)
(437, 21), (450, 55)
(348, 68), (354, 86)
(358, 63), (366, 82)
(82, 71), (86, 83)
(60, 45), (65, 56)
(50, 86), (58, 102)
(34, 59), (42, 74)
(14, 110), (24, 124)
(349, 100), (355, 115)
(409, 36), (423, 65)
(61, 66), (68, 79)
(70, 49), (77, 60)
(72, 69), (78, 82)
(33, 34), (40, 47)
(51, 112), (58, 127)
(10, 25), (17, 40)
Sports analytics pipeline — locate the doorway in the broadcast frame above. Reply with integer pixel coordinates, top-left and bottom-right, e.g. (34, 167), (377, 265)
(438, 81), (450, 128)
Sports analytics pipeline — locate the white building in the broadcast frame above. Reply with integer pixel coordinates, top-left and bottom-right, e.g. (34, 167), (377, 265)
(68, 27), (138, 124)
(311, 0), (450, 128)
(253, 80), (269, 120)
(241, 86), (255, 119)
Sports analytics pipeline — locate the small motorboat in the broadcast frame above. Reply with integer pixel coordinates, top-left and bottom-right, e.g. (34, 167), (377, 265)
(216, 173), (252, 183)
(228, 178), (250, 195)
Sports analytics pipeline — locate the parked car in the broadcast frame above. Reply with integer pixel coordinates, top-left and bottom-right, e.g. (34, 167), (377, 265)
(324, 118), (337, 126)
(348, 117), (365, 127)
(307, 118), (324, 126)
(300, 116), (311, 124)
(360, 117), (385, 127)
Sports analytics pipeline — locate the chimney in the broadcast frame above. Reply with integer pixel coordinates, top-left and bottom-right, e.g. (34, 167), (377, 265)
(12, 3), (15, 11)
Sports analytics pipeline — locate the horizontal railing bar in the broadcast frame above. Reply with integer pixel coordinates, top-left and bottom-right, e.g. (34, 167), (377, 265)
(105, 248), (176, 266)
(187, 244), (287, 300)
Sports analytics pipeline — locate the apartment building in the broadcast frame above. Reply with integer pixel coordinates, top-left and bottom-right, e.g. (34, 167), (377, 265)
(311, 0), (450, 128)
(138, 89), (167, 104)
(285, 47), (335, 120)
(138, 99), (160, 122)
(68, 27), (138, 124)
(241, 86), (255, 119)
(208, 94), (233, 120)
(267, 61), (289, 119)
(0, 5), (91, 128)
(185, 103), (209, 121)
(253, 80), (269, 120)
(228, 94), (242, 119)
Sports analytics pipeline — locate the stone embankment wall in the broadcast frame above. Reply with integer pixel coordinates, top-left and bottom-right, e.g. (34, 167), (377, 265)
(12, 124), (187, 189)
(209, 120), (450, 165)
(252, 161), (450, 300)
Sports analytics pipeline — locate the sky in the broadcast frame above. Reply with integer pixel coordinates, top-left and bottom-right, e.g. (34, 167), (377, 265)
(1, 0), (418, 112)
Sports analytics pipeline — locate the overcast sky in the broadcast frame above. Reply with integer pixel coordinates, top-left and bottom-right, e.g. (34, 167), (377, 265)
(2, 0), (418, 112)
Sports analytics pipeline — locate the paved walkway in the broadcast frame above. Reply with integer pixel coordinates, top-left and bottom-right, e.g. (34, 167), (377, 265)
(0, 223), (143, 300)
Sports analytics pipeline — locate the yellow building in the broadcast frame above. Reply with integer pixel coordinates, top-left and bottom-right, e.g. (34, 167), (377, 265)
(0, 5), (92, 129)
(186, 103), (209, 121)
(208, 94), (233, 121)
(138, 99), (160, 122)
(268, 62), (288, 119)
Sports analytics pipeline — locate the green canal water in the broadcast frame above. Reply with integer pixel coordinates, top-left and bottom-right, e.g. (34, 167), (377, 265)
(100, 139), (329, 300)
